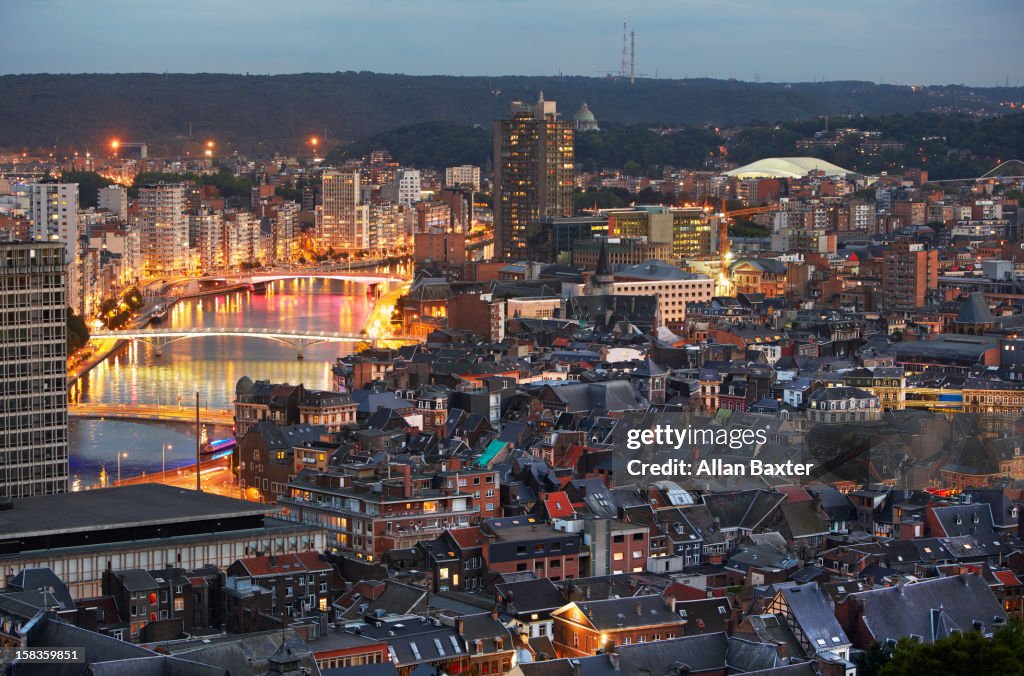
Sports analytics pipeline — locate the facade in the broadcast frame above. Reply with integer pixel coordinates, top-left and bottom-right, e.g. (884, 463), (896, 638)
(189, 211), (224, 274)
(493, 95), (574, 259)
(280, 464), (499, 561)
(225, 551), (340, 629)
(383, 169), (421, 207)
(0, 241), (68, 498)
(445, 165), (481, 191)
(609, 261), (715, 329)
(97, 185), (128, 220)
(550, 595), (688, 658)
(0, 484), (327, 598)
(807, 387), (881, 423)
(319, 170), (369, 251)
(882, 242), (939, 309)
(137, 183), (189, 276)
(27, 181), (80, 313)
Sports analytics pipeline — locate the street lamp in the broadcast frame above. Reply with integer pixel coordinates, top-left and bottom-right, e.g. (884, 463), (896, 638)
(117, 451), (128, 485)
(163, 443), (172, 482)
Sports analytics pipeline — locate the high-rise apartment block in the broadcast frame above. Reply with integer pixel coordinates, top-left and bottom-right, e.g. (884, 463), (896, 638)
(383, 169), (421, 207)
(97, 185), (128, 220)
(0, 241), (68, 498)
(27, 181), (80, 314)
(493, 95), (574, 259)
(882, 242), (938, 309)
(444, 165), (481, 191)
(137, 183), (189, 276)
(318, 170), (369, 252)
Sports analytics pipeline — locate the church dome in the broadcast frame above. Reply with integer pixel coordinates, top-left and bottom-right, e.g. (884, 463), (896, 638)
(235, 375), (255, 395)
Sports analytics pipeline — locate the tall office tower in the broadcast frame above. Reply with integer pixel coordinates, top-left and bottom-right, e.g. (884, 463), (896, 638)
(97, 185), (128, 220)
(318, 170), (369, 251)
(493, 94), (574, 259)
(137, 183), (189, 276)
(0, 242), (69, 498)
(28, 181), (80, 314)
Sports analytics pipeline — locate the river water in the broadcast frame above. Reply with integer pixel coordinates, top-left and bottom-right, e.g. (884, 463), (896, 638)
(68, 277), (397, 488)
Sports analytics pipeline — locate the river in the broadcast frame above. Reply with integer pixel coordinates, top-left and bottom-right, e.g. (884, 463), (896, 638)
(68, 276), (398, 488)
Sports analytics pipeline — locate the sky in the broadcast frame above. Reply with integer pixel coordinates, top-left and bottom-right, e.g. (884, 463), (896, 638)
(2, 1), (1022, 86)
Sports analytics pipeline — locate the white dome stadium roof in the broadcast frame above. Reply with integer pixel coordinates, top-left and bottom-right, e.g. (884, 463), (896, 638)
(724, 157), (856, 179)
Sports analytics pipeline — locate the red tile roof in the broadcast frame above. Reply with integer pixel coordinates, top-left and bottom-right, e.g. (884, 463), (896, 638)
(447, 526), (486, 549)
(543, 491), (575, 520)
(994, 569), (1021, 587)
(237, 550), (331, 577)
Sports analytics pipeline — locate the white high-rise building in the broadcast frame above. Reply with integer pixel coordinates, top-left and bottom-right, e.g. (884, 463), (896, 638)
(444, 165), (481, 191)
(0, 241), (69, 498)
(318, 170), (369, 251)
(97, 185), (128, 220)
(383, 169), (421, 207)
(189, 211), (224, 274)
(137, 183), (189, 276)
(270, 201), (299, 264)
(28, 181), (80, 315)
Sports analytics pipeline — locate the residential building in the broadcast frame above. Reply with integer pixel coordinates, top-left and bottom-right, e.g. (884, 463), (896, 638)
(97, 185), (128, 220)
(0, 241), (68, 498)
(882, 242), (938, 310)
(445, 165), (481, 191)
(137, 183), (189, 276)
(27, 181), (80, 313)
(383, 169), (421, 207)
(319, 170), (369, 251)
(224, 551), (340, 630)
(550, 595), (692, 658)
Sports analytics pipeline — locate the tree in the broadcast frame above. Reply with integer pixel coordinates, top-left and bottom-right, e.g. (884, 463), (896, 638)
(852, 642), (892, 676)
(60, 171), (114, 209)
(622, 160), (643, 177)
(66, 308), (90, 354)
(882, 622), (1024, 676)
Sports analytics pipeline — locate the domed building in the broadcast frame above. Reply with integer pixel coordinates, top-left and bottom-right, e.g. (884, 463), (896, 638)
(235, 375), (255, 397)
(575, 102), (599, 131)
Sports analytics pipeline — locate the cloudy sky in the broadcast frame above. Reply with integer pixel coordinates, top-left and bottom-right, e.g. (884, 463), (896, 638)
(3, 0), (1022, 85)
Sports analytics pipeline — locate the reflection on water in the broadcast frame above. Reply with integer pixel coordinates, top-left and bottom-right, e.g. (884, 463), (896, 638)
(69, 419), (232, 490)
(71, 278), (387, 408)
(69, 278), (389, 486)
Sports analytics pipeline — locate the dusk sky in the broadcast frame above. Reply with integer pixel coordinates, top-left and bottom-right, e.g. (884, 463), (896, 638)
(3, 0), (1022, 86)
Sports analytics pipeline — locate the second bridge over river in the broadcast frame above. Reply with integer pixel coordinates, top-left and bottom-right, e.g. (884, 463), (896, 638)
(90, 327), (417, 359)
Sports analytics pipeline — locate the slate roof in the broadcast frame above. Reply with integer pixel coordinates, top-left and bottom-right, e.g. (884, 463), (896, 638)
(778, 583), (851, 653)
(496, 578), (566, 615)
(703, 490), (786, 531)
(563, 594), (682, 631)
(955, 292), (996, 325)
(930, 503), (995, 537)
(845, 574), (1008, 644)
(780, 501), (830, 539)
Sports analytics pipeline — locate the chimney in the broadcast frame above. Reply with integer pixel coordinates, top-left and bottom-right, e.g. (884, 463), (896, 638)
(491, 608), (500, 622)
(608, 650), (620, 671)
(665, 595), (676, 613)
(635, 600), (642, 617)
(775, 641), (788, 659)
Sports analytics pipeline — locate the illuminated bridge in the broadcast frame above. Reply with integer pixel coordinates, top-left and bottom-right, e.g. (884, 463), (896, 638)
(90, 327), (416, 359)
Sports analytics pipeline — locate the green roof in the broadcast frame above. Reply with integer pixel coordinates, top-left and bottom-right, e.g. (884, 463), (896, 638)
(478, 440), (509, 468)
